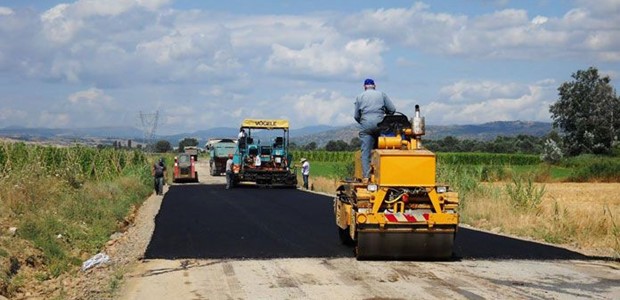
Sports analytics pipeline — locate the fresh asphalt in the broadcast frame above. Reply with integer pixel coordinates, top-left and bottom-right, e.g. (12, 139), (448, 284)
(145, 184), (593, 261)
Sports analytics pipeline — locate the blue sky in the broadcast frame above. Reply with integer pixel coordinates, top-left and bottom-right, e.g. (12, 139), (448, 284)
(0, 0), (618, 134)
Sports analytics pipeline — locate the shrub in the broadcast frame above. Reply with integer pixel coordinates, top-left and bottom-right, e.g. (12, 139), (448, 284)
(540, 138), (563, 164)
(504, 176), (545, 209)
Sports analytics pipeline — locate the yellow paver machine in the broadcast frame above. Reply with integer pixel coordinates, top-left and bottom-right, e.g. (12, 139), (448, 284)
(335, 105), (459, 260)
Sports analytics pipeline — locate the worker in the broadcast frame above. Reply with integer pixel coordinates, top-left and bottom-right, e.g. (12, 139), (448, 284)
(152, 158), (166, 195)
(225, 154), (234, 189)
(301, 158), (310, 189)
(354, 78), (396, 179)
(238, 128), (246, 139)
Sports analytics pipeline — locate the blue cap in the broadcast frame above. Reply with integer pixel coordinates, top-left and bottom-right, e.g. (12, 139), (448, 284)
(364, 78), (375, 85)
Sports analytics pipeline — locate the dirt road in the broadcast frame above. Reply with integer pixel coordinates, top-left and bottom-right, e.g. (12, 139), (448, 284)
(117, 160), (620, 300)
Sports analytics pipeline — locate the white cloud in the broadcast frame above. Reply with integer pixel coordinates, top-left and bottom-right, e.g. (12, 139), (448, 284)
(229, 15), (332, 52)
(427, 81), (555, 124)
(340, 3), (620, 61)
(41, 4), (82, 43)
(531, 15), (548, 25)
(266, 38), (386, 78)
(0, 7), (14, 16)
(68, 88), (112, 105)
(439, 81), (529, 103)
(288, 90), (352, 126)
(0, 108), (28, 123)
(0, 1), (616, 133)
(39, 111), (71, 128)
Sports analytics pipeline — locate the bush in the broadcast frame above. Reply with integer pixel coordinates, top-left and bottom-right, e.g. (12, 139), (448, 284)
(540, 139), (563, 164)
(504, 177), (545, 209)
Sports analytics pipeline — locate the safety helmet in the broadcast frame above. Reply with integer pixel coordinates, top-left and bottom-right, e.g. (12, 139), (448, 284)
(364, 78), (375, 85)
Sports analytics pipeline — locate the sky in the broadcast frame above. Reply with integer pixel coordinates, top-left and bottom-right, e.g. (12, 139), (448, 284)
(0, 0), (619, 135)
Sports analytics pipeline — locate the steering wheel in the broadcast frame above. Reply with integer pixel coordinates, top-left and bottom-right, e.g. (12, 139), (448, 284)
(377, 112), (411, 133)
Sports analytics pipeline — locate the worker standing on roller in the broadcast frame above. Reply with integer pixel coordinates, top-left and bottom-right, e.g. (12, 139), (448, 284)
(354, 78), (396, 179)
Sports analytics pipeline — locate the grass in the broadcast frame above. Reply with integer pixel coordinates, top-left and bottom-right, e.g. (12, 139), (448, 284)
(0, 143), (153, 298)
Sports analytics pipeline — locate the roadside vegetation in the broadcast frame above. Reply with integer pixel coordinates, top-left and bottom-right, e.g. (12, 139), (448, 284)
(0, 142), (153, 298)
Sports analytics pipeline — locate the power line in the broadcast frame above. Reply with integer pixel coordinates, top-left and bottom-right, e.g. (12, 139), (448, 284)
(139, 110), (159, 151)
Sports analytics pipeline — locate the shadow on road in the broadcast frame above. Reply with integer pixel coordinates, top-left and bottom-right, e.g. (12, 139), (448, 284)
(145, 184), (611, 261)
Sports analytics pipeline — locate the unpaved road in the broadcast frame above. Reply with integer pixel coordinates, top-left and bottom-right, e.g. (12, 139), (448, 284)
(118, 160), (620, 300)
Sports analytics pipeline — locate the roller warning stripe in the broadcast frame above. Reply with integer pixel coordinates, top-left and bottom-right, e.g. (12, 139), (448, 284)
(384, 212), (429, 223)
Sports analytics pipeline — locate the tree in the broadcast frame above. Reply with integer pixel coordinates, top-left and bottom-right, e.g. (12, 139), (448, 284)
(154, 140), (173, 153)
(348, 137), (361, 151)
(540, 139), (563, 164)
(302, 142), (317, 151)
(325, 140), (348, 151)
(549, 67), (620, 156)
(178, 137), (199, 152)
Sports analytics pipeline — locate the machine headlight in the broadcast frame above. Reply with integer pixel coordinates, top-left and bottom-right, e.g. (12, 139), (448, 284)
(436, 186), (447, 193)
(367, 184), (378, 192)
(275, 157), (282, 163)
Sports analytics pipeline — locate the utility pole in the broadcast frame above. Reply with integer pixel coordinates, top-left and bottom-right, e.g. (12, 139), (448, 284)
(139, 111), (159, 151)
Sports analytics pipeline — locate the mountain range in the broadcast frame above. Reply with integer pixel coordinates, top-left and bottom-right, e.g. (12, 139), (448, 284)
(0, 121), (552, 148)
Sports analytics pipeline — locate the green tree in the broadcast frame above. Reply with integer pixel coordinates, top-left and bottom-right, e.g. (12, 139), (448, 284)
(154, 140), (173, 153)
(303, 142), (317, 151)
(348, 137), (361, 151)
(178, 137), (199, 152)
(325, 140), (348, 151)
(550, 67), (620, 155)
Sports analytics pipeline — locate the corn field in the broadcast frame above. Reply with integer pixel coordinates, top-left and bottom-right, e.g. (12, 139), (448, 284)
(291, 150), (539, 165)
(0, 142), (152, 284)
(0, 142), (147, 182)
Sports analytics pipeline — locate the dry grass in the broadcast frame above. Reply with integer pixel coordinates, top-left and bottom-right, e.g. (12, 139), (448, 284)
(307, 176), (341, 194)
(311, 175), (620, 258)
(463, 183), (620, 257)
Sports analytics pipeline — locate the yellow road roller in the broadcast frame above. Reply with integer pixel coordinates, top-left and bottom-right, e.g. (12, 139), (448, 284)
(335, 105), (459, 260)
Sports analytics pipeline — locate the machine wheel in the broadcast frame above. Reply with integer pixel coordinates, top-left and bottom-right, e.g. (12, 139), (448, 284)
(338, 226), (355, 246)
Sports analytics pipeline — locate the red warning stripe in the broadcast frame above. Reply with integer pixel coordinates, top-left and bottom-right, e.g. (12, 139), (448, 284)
(384, 212), (429, 223)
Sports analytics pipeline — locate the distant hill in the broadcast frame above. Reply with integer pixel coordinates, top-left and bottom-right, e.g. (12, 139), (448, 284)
(164, 125), (336, 146)
(426, 121), (552, 140)
(0, 121), (552, 148)
(291, 121), (553, 147)
(0, 124), (338, 147)
(0, 126), (143, 140)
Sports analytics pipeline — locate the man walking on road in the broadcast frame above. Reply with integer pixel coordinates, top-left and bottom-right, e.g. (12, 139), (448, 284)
(152, 158), (166, 195)
(225, 154), (234, 189)
(301, 158), (310, 189)
(354, 78), (396, 179)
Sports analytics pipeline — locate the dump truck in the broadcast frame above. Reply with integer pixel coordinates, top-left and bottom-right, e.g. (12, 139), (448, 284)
(231, 119), (297, 187)
(184, 146), (200, 162)
(206, 138), (237, 176)
(334, 105), (459, 260)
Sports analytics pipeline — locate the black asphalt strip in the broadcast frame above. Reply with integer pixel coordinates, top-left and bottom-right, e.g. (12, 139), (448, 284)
(145, 184), (595, 261)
